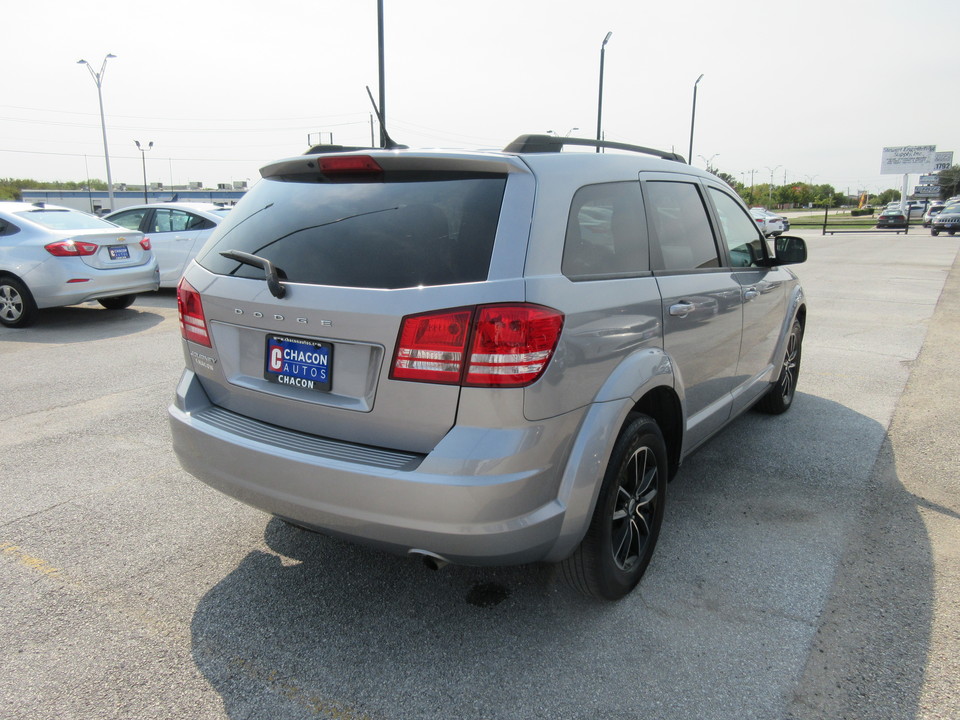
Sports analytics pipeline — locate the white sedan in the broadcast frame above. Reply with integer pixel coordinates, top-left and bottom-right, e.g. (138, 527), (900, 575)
(105, 203), (231, 287)
(750, 208), (785, 237)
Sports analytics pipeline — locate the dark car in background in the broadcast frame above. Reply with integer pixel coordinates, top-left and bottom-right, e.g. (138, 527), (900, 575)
(877, 207), (908, 228)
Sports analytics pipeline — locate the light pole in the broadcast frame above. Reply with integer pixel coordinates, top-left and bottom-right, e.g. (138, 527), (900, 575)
(77, 54), (117, 212)
(565, 127), (579, 136)
(596, 31), (612, 152)
(698, 153), (720, 172)
(688, 73), (704, 165)
(766, 165), (781, 206)
(134, 141), (153, 203)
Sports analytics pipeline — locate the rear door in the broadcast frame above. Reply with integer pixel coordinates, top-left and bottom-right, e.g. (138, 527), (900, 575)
(643, 175), (743, 451)
(148, 208), (211, 285)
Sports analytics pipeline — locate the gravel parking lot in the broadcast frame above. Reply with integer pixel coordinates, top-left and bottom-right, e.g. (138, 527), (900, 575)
(1, 228), (958, 720)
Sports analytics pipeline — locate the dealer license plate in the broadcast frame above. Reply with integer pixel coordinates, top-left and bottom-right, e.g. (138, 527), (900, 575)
(108, 245), (130, 260)
(264, 335), (332, 392)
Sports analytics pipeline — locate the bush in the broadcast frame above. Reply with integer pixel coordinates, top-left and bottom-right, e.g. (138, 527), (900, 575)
(851, 208), (875, 217)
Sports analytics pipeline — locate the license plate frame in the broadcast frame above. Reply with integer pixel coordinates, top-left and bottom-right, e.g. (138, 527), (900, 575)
(108, 245), (130, 260)
(263, 334), (333, 392)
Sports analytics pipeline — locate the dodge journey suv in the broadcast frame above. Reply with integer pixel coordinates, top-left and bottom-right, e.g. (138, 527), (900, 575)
(169, 134), (807, 600)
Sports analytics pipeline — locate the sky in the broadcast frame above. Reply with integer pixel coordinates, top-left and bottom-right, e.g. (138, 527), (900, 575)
(3, 0), (957, 197)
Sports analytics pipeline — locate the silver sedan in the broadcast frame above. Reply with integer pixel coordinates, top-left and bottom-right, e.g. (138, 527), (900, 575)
(0, 202), (159, 328)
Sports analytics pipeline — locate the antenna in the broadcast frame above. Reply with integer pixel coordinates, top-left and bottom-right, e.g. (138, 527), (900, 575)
(365, 86), (406, 150)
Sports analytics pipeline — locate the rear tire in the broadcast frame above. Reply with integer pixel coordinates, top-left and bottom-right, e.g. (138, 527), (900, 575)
(98, 294), (137, 310)
(0, 276), (38, 328)
(756, 319), (802, 415)
(561, 413), (667, 601)
(931, 230), (939, 236)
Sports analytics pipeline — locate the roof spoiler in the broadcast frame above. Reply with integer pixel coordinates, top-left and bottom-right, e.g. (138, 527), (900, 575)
(504, 134), (685, 163)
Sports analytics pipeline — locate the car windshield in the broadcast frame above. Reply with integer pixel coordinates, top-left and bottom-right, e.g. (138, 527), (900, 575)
(16, 208), (119, 231)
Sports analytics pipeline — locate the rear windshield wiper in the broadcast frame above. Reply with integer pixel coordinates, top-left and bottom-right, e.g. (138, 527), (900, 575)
(219, 250), (287, 299)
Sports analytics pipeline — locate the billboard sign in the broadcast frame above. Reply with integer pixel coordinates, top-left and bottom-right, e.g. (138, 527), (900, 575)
(934, 151), (954, 171)
(880, 145), (937, 174)
(914, 185), (941, 197)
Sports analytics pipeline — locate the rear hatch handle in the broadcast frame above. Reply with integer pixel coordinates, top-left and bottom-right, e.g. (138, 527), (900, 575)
(219, 250), (286, 299)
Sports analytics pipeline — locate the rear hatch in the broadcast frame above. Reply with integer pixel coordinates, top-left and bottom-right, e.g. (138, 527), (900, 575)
(180, 151), (531, 453)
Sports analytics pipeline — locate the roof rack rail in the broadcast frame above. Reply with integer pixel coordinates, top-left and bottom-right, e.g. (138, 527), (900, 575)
(503, 134), (686, 163)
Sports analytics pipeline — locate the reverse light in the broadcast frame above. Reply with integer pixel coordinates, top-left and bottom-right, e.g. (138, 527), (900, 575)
(177, 278), (211, 347)
(391, 304), (564, 388)
(45, 239), (99, 257)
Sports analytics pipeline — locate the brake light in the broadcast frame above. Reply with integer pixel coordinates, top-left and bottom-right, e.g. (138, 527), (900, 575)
(45, 239), (99, 257)
(391, 304), (564, 388)
(318, 155), (383, 175)
(177, 278), (210, 347)
(140, 236), (152, 251)
(391, 308), (472, 384)
(465, 305), (564, 387)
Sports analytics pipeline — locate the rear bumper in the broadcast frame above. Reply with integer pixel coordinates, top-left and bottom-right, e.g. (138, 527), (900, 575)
(168, 369), (586, 565)
(24, 257), (160, 308)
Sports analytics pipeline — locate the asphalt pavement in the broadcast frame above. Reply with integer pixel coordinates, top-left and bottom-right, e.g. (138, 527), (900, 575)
(1, 227), (958, 719)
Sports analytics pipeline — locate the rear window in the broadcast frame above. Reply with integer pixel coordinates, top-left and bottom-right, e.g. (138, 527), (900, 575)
(15, 209), (119, 231)
(196, 172), (507, 289)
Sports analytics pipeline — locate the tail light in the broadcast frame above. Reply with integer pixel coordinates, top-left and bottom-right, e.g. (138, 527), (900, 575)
(140, 237), (152, 251)
(45, 239), (99, 257)
(177, 278), (211, 347)
(391, 304), (564, 388)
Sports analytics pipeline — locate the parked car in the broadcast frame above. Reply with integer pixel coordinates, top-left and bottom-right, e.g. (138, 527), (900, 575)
(750, 207), (785, 236)
(0, 202), (159, 328)
(105, 203), (230, 287)
(923, 202), (946, 227)
(930, 202), (960, 236)
(168, 134), (807, 601)
(877, 207), (908, 228)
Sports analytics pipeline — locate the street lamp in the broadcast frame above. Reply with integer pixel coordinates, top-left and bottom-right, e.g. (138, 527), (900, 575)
(565, 127), (580, 136)
(698, 153), (720, 171)
(766, 165), (782, 206)
(687, 73), (704, 165)
(134, 141), (153, 203)
(596, 31), (612, 152)
(77, 54), (117, 212)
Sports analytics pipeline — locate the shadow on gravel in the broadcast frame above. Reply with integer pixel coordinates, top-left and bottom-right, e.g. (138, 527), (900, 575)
(189, 394), (934, 720)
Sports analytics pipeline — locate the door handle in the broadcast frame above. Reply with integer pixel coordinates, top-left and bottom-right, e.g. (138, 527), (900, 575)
(669, 302), (696, 317)
(175, 236), (190, 241)
(743, 288), (760, 301)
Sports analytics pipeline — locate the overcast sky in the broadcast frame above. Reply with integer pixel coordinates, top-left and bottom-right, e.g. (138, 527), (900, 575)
(3, 0), (957, 196)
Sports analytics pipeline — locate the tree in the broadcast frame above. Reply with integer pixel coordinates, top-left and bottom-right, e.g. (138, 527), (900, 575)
(938, 166), (960, 199)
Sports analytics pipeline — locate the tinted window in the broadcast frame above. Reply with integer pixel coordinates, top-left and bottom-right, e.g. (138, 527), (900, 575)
(197, 173), (506, 289)
(562, 182), (648, 280)
(646, 181), (719, 271)
(15, 209), (118, 231)
(709, 188), (768, 267)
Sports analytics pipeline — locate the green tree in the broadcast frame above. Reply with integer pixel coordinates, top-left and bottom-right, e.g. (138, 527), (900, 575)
(937, 166), (960, 199)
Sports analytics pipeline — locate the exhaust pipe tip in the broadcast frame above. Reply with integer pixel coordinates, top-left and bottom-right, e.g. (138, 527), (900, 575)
(409, 549), (450, 571)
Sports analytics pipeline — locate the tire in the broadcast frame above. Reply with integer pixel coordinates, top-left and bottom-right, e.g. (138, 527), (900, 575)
(931, 230), (939, 236)
(98, 294), (137, 310)
(561, 413), (667, 601)
(0, 276), (39, 328)
(756, 319), (803, 415)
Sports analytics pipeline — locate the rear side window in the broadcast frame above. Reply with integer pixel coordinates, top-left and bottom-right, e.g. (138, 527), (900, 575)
(196, 172), (507, 289)
(645, 181), (720, 271)
(562, 182), (648, 280)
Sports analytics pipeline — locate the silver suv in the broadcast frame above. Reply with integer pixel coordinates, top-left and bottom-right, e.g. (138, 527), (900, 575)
(169, 135), (807, 600)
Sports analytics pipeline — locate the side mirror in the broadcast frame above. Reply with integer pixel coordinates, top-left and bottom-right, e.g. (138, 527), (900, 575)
(773, 235), (807, 265)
